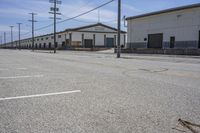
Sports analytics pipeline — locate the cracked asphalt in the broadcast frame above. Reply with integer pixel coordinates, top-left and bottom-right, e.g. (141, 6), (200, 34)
(0, 49), (200, 133)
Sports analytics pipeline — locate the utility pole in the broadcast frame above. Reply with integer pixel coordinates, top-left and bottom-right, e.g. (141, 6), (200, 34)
(123, 16), (127, 28)
(117, 0), (121, 58)
(4, 32), (6, 45)
(29, 13), (37, 51)
(49, 0), (62, 53)
(0, 35), (2, 45)
(17, 23), (22, 50)
(10, 26), (14, 49)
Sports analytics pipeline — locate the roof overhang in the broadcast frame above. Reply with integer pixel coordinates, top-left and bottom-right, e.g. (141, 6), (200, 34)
(126, 3), (200, 20)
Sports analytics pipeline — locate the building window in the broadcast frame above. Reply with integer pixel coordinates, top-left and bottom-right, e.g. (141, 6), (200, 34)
(41, 38), (43, 41)
(51, 36), (54, 39)
(37, 39), (39, 41)
(58, 35), (62, 38)
(46, 37), (48, 40)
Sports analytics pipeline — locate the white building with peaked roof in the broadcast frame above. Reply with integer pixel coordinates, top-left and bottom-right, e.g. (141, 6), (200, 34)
(2, 23), (126, 49)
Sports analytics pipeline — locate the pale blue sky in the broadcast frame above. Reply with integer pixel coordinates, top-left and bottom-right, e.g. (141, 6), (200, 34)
(0, 0), (200, 41)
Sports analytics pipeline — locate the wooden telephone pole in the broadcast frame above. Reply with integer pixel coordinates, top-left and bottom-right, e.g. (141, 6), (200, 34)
(49, 0), (62, 53)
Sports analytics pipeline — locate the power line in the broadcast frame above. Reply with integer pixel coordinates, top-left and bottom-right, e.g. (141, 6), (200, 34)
(35, 23), (53, 31)
(33, 0), (115, 32)
(61, 14), (94, 24)
(57, 0), (115, 24)
(62, 13), (117, 24)
(69, 0), (96, 15)
(21, 31), (31, 36)
(17, 0), (115, 40)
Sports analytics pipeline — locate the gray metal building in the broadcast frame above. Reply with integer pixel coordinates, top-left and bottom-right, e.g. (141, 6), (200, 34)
(126, 3), (200, 49)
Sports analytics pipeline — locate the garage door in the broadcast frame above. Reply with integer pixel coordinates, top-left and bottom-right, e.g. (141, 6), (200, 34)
(199, 31), (200, 48)
(148, 33), (163, 48)
(84, 39), (93, 48)
(106, 38), (114, 48)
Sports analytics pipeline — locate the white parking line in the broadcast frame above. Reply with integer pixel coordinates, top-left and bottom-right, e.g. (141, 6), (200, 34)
(0, 68), (9, 71)
(16, 68), (28, 70)
(0, 75), (44, 79)
(0, 90), (81, 101)
(0, 68), (27, 71)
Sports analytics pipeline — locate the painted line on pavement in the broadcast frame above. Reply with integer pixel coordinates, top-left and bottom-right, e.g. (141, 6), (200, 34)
(16, 68), (28, 70)
(0, 68), (28, 71)
(0, 68), (9, 71)
(0, 75), (44, 79)
(0, 90), (81, 101)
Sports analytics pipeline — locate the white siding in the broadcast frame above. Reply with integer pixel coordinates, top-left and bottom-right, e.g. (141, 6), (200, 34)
(8, 24), (126, 49)
(127, 7), (200, 48)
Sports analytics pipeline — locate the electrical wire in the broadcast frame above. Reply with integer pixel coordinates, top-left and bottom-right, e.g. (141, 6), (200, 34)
(19, 0), (116, 38)
(33, 0), (115, 31)
(57, 0), (115, 24)
(67, 0), (96, 15)
(61, 14), (94, 24)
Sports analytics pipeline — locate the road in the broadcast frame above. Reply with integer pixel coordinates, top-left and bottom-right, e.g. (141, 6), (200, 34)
(0, 49), (200, 133)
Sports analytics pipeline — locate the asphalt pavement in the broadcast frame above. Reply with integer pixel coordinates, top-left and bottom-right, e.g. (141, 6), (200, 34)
(0, 49), (200, 133)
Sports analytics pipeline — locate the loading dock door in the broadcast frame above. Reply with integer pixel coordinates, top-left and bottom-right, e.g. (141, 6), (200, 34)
(62, 41), (66, 48)
(199, 31), (200, 48)
(148, 33), (163, 48)
(170, 36), (175, 48)
(106, 38), (114, 48)
(84, 39), (93, 48)
(49, 43), (51, 49)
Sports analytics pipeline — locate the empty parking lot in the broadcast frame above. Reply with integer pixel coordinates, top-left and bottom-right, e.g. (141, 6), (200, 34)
(0, 49), (200, 133)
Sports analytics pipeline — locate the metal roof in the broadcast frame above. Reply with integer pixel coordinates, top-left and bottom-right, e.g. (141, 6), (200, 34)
(64, 23), (126, 33)
(27, 23), (126, 40)
(126, 3), (200, 20)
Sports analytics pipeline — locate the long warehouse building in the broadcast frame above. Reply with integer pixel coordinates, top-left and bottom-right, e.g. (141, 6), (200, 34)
(2, 23), (126, 49)
(126, 3), (200, 49)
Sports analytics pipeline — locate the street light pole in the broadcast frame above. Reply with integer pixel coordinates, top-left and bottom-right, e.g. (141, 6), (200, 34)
(4, 32), (6, 47)
(117, 0), (121, 58)
(17, 23), (22, 50)
(10, 26), (14, 49)
(0, 35), (2, 45)
(3, 32), (6, 48)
